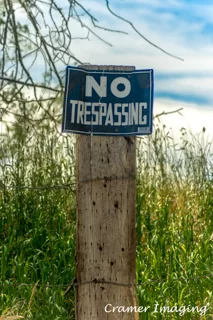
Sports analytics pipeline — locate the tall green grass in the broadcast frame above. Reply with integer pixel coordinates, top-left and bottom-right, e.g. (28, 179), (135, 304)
(0, 115), (76, 319)
(136, 123), (213, 319)
(0, 114), (213, 319)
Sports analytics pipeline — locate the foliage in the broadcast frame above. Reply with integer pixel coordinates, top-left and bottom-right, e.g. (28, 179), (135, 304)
(136, 123), (213, 319)
(0, 112), (76, 319)
(0, 118), (213, 318)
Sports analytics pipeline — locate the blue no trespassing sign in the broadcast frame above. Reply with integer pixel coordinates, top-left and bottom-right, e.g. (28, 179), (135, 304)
(62, 66), (154, 136)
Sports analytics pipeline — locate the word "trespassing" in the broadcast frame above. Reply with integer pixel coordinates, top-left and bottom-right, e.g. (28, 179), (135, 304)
(69, 100), (147, 126)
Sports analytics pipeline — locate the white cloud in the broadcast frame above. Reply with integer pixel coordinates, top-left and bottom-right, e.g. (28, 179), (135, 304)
(156, 76), (213, 104)
(153, 98), (213, 143)
(122, 0), (185, 9)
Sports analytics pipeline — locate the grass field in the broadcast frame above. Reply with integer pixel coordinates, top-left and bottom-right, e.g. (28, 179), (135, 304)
(0, 118), (213, 319)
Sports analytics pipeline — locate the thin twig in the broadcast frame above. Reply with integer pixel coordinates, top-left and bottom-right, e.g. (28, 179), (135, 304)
(106, 0), (184, 61)
(154, 108), (183, 119)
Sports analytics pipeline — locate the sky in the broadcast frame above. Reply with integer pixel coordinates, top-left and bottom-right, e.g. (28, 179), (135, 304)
(1, 0), (213, 144)
(65, 0), (213, 141)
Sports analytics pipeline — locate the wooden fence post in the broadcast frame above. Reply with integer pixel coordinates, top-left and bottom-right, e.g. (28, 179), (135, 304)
(75, 65), (138, 319)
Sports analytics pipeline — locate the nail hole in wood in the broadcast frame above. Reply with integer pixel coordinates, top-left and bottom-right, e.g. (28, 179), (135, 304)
(114, 200), (119, 209)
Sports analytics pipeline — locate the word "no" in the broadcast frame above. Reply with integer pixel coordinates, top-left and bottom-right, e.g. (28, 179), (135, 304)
(85, 76), (131, 99)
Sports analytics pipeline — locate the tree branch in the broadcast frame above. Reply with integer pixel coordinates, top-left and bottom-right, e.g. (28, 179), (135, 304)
(0, 76), (61, 93)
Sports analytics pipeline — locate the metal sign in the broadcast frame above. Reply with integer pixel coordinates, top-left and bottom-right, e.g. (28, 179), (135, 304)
(62, 66), (154, 136)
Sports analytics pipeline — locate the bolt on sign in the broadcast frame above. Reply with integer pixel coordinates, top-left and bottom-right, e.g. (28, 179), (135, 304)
(62, 66), (154, 135)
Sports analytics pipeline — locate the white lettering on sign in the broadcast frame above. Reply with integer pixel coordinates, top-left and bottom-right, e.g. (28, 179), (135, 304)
(99, 103), (107, 125)
(85, 76), (107, 97)
(111, 77), (131, 98)
(70, 100), (147, 126)
(139, 103), (147, 125)
(85, 76), (131, 98)
(105, 103), (114, 125)
(76, 100), (84, 124)
(121, 103), (129, 125)
(114, 104), (121, 126)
